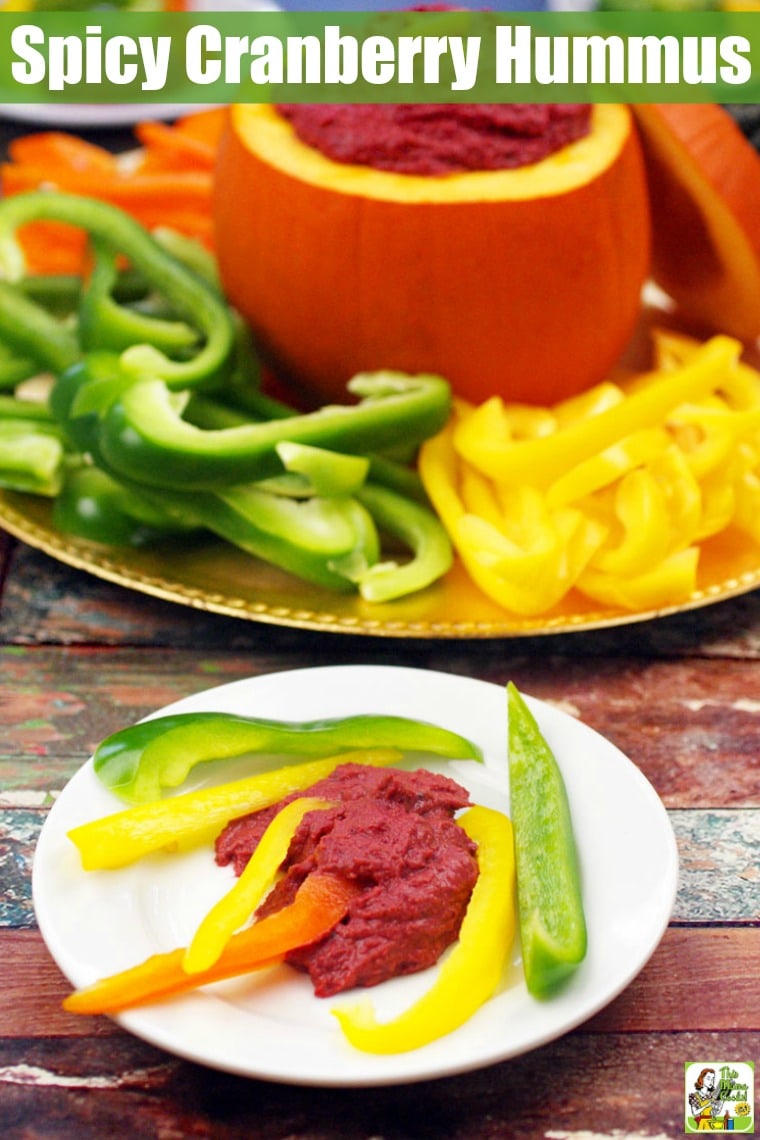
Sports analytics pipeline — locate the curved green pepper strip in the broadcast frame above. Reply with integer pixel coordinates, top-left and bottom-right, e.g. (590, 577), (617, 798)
(0, 279), (80, 376)
(93, 710), (484, 804)
(98, 371), (451, 491)
(50, 359), (385, 592)
(209, 379), (430, 502)
(78, 239), (200, 357)
(52, 465), (199, 547)
(0, 191), (236, 390)
(351, 481), (453, 603)
(0, 396), (56, 423)
(0, 418), (68, 495)
(49, 353), (138, 454)
(158, 482), (382, 593)
(275, 441), (370, 497)
(0, 340), (45, 390)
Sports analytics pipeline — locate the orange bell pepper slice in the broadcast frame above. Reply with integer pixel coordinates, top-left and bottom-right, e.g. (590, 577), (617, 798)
(182, 796), (333, 975)
(63, 871), (356, 1017)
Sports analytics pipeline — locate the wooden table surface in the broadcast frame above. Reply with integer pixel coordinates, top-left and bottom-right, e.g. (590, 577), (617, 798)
(1, 116), (759, 1140)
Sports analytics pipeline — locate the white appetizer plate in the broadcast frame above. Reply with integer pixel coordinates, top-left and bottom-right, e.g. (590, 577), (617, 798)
(33, 664), (678, 1086)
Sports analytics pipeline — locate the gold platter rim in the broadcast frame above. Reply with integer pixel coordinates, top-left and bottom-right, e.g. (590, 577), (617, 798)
(2, 488), (759, 639)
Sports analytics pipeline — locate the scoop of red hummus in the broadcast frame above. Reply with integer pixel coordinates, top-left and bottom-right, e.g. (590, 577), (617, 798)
(275, 103), (592, 176)
(215, 762), (478, 997)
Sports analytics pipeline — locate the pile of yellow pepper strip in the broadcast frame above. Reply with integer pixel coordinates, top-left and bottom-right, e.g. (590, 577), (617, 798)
(419, 332), (760, 616)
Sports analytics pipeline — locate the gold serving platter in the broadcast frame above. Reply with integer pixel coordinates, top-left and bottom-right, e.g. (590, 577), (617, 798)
(2, 487), (760, 637)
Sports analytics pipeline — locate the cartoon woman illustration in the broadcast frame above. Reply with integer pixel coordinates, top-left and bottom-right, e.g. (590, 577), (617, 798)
(689, 1069), (729, 1131)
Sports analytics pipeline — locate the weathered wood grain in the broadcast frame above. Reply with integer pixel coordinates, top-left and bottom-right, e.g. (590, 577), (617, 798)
(3, 927), (758, 1040)
(5, 540), (760, 659)
(2, 646), (759, 807)
(0, 1027), (757, 1139)
(3, 803), (758, 929)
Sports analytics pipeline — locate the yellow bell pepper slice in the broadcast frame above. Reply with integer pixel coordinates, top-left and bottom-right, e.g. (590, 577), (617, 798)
(418, 431), (553, 613)
(183, 796), (333, 975)
(733, 445), (760, 543)
(546, 427), (670, 509)
(420, 422), (605, 615)
(654, 329), (760, 410)
(68, 749), (401, 872)
(459, 464), (506, 531)
(332, 804), (515, 1054)
(590, 467), (670, 577)
(694, 465), (737, 542)
(646, 445), (702, 548)
(577, 547), (699, 611)
(501, 403), (557, 440)
(453, 336), (741, 487)
(552, 381), (624, 426)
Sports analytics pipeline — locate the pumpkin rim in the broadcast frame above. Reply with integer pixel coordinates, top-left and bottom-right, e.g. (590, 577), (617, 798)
(228, 102), (633, 204)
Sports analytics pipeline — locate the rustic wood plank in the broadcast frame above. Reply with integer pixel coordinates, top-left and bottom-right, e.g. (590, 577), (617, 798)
(3, 926), (758, 1040)
(5, 540), (760, 659)
(3, 802), (759, 929)
(671, 809), (760, 922)
(0, 1027), (757, 1138)
(587, 927), (760, 1032)
(2, 647), (759, 807)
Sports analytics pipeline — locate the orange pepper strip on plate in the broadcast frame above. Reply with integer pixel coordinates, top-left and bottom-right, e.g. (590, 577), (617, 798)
(183, 796), (333, 975)
(172, 108), (229, 148)
(135, 120), (218, 171)
(63, 871), (356, 1017)
(7, 132), (118, 175)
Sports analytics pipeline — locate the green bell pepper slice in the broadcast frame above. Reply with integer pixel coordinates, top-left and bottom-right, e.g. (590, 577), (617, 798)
(0, 191), (236, 391)
(0, 418), (68, 496)
(78, 239), (200, 358)
(94, 710), (484, 804)
(0, 279), (80, 377)
(507, 683), (587, 998)
(98, 371), (451, 491)
(350, 482), (453, 603)
(166, 482), (382, 592)
(0, 340), (44, 390)
(52, 465), (199, 547)
(50, 359), (385, 593)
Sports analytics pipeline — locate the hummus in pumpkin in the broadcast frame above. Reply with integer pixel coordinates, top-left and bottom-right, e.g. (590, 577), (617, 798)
(275, 103), (592, 175)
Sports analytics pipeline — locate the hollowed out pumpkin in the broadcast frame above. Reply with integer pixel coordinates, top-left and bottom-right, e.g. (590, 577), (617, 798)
(633, 104), (760, 345)
(214, 103), (651, 406)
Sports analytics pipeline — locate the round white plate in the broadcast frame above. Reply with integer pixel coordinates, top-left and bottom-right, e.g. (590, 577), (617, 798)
(32, 664), (678, 1087)
(0, 102), (216, 127)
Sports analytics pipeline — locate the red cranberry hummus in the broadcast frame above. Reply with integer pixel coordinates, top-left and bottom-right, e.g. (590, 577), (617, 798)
(275, 103), (592, 176)
(215, 763), (478, 997)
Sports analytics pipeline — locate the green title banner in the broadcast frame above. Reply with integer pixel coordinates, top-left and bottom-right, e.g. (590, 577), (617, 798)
(1, 10), (759, 103)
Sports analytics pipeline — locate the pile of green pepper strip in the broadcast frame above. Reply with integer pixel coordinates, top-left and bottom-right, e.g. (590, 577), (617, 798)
(0, 190), (454, 601)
